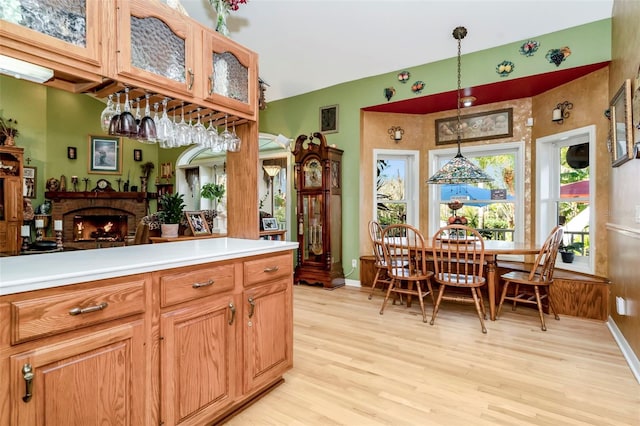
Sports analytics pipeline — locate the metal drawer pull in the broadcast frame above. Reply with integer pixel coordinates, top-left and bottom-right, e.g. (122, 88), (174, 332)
(68, 302), (108, 316)
(248, 297), (255, 318)
(263, 266), (279, 273)
(228, 302), (236, 325)
(22, 364), (34, 403)
(192, 279), (214, 289)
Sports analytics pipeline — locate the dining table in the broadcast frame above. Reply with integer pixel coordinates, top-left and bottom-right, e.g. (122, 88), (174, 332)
(385, 237), (541, 321)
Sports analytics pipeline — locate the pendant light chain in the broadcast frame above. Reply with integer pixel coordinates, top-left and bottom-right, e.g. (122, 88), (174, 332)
(456, 32), (463, 155)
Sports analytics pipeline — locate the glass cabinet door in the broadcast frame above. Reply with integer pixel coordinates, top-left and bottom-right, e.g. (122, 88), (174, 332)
(301, 193), (324, 263)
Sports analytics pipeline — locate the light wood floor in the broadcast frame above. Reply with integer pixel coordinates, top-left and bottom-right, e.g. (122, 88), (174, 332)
(227, 285), (640, 425)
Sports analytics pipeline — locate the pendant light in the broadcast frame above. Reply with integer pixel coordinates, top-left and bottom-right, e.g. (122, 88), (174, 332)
(427, 27), (493, 184)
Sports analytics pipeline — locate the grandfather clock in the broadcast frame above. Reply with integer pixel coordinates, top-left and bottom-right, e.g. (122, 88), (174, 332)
(293, 132), (344, 288)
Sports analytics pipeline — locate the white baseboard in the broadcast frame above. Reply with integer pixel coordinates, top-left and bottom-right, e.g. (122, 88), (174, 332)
(345, 279), (360, 287)
(607, 316), (640, 384)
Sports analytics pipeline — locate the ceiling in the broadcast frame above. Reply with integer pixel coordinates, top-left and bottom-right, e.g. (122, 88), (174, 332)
(177, 0), (613, 109)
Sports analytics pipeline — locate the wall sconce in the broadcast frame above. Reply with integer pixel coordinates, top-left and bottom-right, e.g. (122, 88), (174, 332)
(388, 126), (404, 142)
(552, 101), (573, 124)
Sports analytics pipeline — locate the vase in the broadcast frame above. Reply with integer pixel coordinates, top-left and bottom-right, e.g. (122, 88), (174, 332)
(214, 1), (230, 37)
(5, 135), (15, 146)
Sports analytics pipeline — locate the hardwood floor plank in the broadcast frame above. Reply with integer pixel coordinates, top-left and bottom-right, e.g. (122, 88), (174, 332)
(225, 286), (640, 425)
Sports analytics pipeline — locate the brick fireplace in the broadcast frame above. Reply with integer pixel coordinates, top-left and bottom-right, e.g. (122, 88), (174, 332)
(45, 192), (148, 249)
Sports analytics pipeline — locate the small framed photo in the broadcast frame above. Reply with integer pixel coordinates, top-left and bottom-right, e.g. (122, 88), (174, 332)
(133, 149), (142, 162)
(23, 166), (36, 198)
(320, 104), (338, 134)
(88, 135), (122, 174)
(67, 146), (77, 160)
(185, 211), (211, 236)
(262, 217), (279, 231)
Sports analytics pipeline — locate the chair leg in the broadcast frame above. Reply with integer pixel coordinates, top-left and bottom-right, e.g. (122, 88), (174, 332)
(426, 279), (435, 306)
(497, 281), (510, 318)
(430, 284), (446, 326)
(416, 281), (427, 323)
(547, 287), (560, 321)
(368, 268), (383, 299)
(512, 283), (520, 311)
(476, 286), (486, 319)
(533, 285), (547, 331)
(471, 288), (487, 334)
(379, 278), (396, 315)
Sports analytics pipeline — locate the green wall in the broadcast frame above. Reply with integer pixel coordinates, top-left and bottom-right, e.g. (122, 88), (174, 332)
(258, 19), (611, 282)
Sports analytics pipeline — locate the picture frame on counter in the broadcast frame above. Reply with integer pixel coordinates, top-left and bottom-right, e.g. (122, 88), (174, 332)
(610, 79), (633, 167)
(185, 211), (210, 236)
(23, 166), (36, 198)
(88, 135), (122, 174)
(262, 217), (278, 231)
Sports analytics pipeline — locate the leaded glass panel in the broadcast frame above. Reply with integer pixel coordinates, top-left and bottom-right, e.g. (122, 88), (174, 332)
(0, 0), (87, 47)
(212, 52), (248, 103)
(130, 16), (185, 83)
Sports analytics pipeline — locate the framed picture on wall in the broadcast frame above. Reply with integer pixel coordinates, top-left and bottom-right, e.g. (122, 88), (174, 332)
(23, 166), (36, 198)
(67, 146), (77, 160)
(610, 79), (633, 167)
(320, 105), (338, 134)
(435, 108), (513, 145)
(88, 135), (122, 174)
(133, 149), (142, 162)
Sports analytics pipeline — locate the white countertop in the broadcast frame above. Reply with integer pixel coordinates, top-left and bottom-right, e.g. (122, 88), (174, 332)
(0, 238), (298, 296)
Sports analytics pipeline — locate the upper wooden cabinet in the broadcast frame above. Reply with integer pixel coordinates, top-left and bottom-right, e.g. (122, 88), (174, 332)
(0, 0), (108, 87)
(114, 0), (196, 99)
(200, 28), (258, 118)
(0, 146), (23, 256)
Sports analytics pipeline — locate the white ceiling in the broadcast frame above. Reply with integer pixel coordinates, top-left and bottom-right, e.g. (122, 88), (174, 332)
(176, 0), (613, 103)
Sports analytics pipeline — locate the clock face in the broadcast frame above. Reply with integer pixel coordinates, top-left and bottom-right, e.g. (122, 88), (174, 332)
(96, 179), (110, 190)
(303, 158), (322, 188)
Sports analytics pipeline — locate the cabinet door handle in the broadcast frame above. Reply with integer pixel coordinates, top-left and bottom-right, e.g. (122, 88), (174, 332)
(192, 279), (214, 289)
(68, 302), (108, 316)
(247, 297), (255, 318)
(22, 364), (34, 403)
(263, 266), (279, 273)
(228, 302), (236, 325)
(208, 74), (214, 95)
(187, 68), (194, 90)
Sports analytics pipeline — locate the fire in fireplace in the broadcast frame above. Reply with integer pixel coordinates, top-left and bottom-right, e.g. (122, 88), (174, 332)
(73, 215), (128, 242)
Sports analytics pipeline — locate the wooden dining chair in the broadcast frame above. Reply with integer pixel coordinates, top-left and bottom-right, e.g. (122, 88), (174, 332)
(367, 220), (392, 299)
(431, 224), (487, 333)
(379, 224), (435, 322)
(497, 226), (564, 331)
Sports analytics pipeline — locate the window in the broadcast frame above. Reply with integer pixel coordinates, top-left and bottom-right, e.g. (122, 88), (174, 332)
(428, 142), (525, 244)
(536, 126), (595, 274)
(373, 150), (419, 227)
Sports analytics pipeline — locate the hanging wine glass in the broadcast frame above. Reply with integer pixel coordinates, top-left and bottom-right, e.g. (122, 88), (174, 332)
(175, 101), (192, 146)
(192, 108), (207, 146)
(227, 120), (241, 152)
(138, 93), (157, 143)
(219, 114), (233, 151)
(100, 94), (116, 132)
(207, 117), (220, 151)
(158, 98), (174, 148)
(118, 87), (137, 137)
(108, 92), (122, 136)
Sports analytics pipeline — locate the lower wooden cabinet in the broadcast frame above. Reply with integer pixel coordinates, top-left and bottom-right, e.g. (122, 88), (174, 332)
(8, 320), (147, 425)
(160, 294), (239, 426)
(0, 249), (294, 426)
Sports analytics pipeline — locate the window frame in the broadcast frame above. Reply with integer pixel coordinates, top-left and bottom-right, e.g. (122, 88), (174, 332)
(536, 125), (596, 274)
(428, 141), (525, 245)
(372, 149), (420, 228)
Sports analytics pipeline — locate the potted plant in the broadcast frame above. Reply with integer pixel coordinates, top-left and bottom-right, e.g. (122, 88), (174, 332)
(559, 241), (583, 263)
(0, 116), (19, 146)
(200, 182), (225, 204)
(157, 192), (186, 237)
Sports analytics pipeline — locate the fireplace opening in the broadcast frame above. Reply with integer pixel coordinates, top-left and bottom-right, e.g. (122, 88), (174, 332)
(73, 215), (129, 242)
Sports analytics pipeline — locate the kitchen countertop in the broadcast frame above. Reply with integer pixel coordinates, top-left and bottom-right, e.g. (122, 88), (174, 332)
(0, 238), (298, 296)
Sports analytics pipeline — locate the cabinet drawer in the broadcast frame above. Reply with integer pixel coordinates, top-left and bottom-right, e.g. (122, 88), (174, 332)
(11, 278), (146, 344)
(244, 254), (292, 287)
(160, 263), (235, 307)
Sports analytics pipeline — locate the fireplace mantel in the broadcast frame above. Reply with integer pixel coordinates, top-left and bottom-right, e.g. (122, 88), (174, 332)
(45, 191), (147, 202)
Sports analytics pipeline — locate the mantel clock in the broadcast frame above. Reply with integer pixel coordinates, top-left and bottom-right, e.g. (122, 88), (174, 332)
(293, 132), (344, 288)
